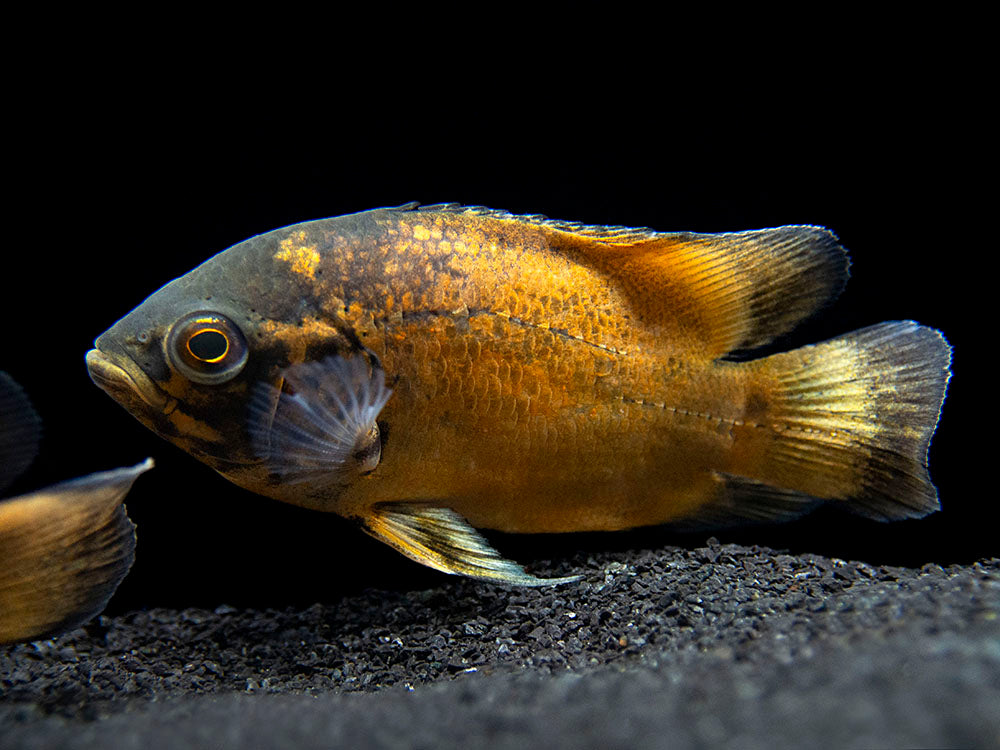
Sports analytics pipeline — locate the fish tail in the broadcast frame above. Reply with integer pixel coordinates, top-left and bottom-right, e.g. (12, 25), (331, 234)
(728, 322), (951, 520)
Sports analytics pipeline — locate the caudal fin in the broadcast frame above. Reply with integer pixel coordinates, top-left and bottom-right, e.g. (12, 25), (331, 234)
(727, 322), (951, 521)
(0, 459), (152, 644)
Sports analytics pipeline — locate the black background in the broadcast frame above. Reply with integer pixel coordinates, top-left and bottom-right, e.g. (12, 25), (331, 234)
(3, 43), (984, 613)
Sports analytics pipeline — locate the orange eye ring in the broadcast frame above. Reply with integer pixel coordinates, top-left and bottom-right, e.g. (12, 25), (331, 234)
(166, 312), (248, 385)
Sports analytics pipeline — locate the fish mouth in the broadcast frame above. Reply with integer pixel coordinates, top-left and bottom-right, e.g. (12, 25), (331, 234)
(86, 348), (176, 414)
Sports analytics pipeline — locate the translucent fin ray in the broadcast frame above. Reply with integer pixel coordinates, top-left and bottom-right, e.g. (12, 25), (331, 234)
(248, 355), (392, 486)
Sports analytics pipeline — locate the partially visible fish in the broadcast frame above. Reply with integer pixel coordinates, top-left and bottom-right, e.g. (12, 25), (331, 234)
(86, 204), (950, 585)
(0, 372), (151, 644)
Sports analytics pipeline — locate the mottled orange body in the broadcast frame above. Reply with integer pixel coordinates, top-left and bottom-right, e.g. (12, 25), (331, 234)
(87, 204), (950, 584)
(326, 212), (768, 531)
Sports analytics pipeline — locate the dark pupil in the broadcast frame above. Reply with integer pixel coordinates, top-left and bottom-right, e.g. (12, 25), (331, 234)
(188, 329), (228, 361)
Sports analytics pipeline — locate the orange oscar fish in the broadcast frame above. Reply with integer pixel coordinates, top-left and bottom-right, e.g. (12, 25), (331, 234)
(86, 204), (950, 585)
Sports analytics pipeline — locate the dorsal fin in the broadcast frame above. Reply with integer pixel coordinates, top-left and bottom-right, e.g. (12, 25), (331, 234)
(410, 205), (850, 358)
(581, 226), (851, 357)
(417, 203), (660, 246)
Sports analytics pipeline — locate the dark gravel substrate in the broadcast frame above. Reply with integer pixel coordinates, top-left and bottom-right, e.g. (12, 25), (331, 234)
(2, 539), (998, 749)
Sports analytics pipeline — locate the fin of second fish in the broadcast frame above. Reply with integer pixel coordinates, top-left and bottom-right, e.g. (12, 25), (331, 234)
(0, 459), (152, 644)
(363, 503), (580, 586)
(0, 371), (42, 495)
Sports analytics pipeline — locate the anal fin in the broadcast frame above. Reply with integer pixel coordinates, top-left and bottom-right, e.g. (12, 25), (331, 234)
(675, 472), (823, 529)
(364, 503), (580, 587)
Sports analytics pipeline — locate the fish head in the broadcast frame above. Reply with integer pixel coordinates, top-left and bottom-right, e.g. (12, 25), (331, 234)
(86, 219), (386, 509)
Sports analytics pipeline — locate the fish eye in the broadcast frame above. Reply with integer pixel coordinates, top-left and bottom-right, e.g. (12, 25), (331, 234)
(166, 311), (248, 385)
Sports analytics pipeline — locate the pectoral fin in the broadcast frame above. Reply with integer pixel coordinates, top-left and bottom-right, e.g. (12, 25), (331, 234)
(248, 354), (392, 487)
(363, 503), (580, 586)
(0, 459), (152, 644)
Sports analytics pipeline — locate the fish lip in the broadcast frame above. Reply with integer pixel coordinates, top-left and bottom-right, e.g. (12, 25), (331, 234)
(85, 348), (176, 414)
